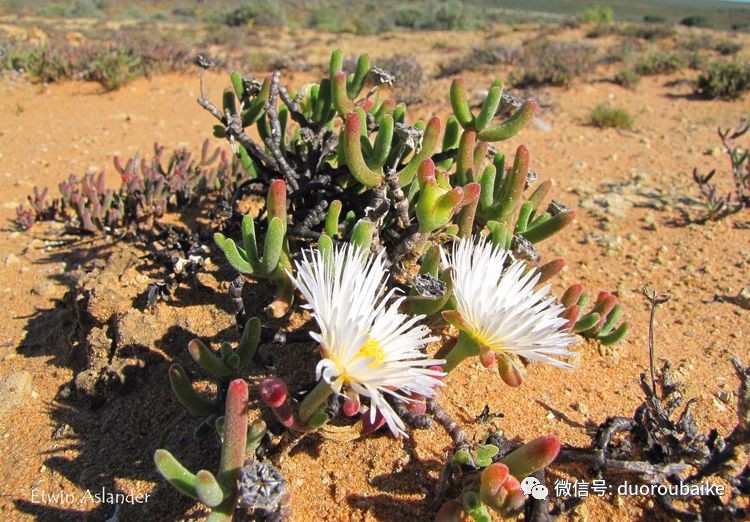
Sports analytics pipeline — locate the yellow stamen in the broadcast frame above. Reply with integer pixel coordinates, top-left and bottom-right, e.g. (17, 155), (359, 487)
(471, 330), (502, 354)
(356, 337), (385, 368)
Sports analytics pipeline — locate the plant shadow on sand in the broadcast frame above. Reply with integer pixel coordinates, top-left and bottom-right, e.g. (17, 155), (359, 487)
(347, 437), (445, 520)
(11, 231), (303, 520)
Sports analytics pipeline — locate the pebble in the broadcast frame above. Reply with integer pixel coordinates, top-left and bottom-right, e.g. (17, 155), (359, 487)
(32, 281), (56, 297)
(0, 371), (32, 418)
(532, 118), (552, 131)
(52, 423), (74, 440)
(3, 254), (20, 266)
(573, 402), (589, 415)
(571, 161), (586, 171)
(642, 213), (657, 231)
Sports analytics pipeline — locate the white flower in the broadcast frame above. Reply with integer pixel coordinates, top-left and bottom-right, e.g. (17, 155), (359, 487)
(289, 244), (444, 437)
(441, 237), (577, 371)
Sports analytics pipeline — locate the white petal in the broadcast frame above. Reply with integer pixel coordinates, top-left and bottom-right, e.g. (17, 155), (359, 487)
(444, 236), (578, 367)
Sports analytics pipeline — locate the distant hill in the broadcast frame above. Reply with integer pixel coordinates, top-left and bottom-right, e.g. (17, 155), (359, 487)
(2, 0), (749, 31)
(475, 0), (750, 27)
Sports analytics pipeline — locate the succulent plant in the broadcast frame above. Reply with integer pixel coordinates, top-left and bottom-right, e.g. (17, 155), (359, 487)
(17, 140), (239, 234)
(167, 317), (261, 434)
(155, 317), (294, 519)
(437, 435), (561, 521)
(213, 180), (294, 317)
(155, 379), (268, 521)
(560, 285), (629, 346)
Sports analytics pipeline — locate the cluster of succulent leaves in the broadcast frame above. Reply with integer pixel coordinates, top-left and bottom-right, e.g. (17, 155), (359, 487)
(560, 285), (628, 346)
(437, 436), (560, 521)
(691, 118), (750, 221)
(203, 49), (581, 321)
(155, 317), (291, 521)
(16, 140), (241, 234)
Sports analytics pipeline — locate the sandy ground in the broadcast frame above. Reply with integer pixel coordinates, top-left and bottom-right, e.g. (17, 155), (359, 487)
(0, 24), (748, 521)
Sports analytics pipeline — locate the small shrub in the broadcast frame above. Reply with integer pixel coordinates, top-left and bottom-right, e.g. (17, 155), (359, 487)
(686, 51), (707, 71)
(4, 44), (79, 82)
(588, 104), (633, 129)
(694, 61), (750, 100)
(601, 39), (643, 64)
(379, 54), (424, 104)
(371, 1), (484, 31)
(585, 23), (616, 38)
(468, 44), (520, 67)
(242, 51), (297, 72)
(308, 6), (355, 33)
(680, 15), (710, 28)
(614, 67), (640, 89)
(172, 6), (196, 19)
(577, 6), (614, 24)
(716, 40), (742, 56)
(512, 39), (596, 87)
(681, 34), (715, 52)
(429, 0), (481, 30)
(643, 14), (666, 24)
(635, 51), (684, 75)
(438, 44), (519, 77)
(393, 6), (422, 28)
(223, 0), (286, 28)
(87, 47), (140, 91)
(620, 23), (675, 41)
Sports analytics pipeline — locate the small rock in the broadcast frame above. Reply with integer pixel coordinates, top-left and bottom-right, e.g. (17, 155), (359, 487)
(52, 423), (74, 440)
(717, 391), (733, 404)
(642, 213), (657, 231)
(32, 281), (56, 297)
(573, 402), (588, 415)
(0, 371), (33, 418)
(532, 118), (552, 131)
(571, 161), (586, 171)
(3, 254), (20, 266)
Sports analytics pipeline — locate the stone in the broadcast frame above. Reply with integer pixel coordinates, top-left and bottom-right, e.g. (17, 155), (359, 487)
(3, 254), (20, 266)
(32, 281), (56, 297)
(0, 371), (33, 418)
